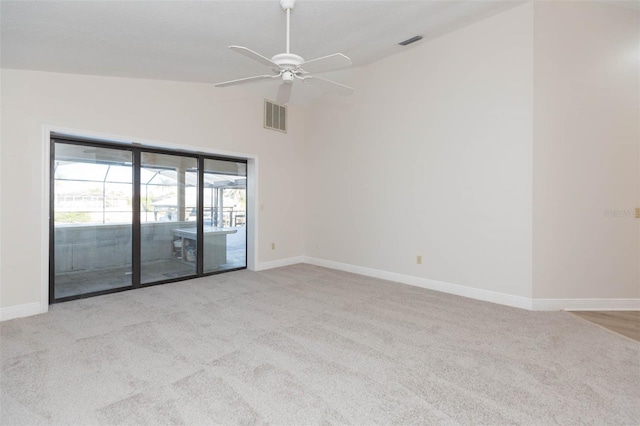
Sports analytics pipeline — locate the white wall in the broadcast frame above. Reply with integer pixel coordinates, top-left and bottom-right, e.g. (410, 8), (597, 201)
(0, 70), (306, 311)
(533, 1), (640, 300)
(304, 4), (534, 299)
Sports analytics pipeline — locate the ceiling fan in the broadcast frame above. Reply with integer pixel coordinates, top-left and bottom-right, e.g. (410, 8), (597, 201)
(214, 0), (354, 104)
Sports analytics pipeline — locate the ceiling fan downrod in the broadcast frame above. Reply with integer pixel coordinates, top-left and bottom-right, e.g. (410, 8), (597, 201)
(280, 0), (295, 54)
(272, 0), (303, 75)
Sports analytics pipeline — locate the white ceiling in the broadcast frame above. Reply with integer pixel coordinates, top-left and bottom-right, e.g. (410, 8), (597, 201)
(1, 0), (524, 85)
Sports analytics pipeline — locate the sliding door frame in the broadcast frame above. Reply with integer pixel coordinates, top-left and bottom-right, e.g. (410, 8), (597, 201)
(49, 134), (248, 304)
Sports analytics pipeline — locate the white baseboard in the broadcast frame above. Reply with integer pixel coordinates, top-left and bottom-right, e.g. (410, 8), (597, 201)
(303, 256), (534, 310)
(532, 298), (640, 311)
(303, 257), (640, 312)
(257, 256), (304, 271)
(3, 260), (636, 322)
(0, 302), (45, 321)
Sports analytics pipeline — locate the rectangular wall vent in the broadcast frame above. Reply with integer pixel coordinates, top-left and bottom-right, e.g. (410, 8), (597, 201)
(264, 100), (287, 133)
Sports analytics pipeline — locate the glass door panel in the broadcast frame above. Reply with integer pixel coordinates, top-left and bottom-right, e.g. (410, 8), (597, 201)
(51, 139), (249, 303)
(53, 143), (133, 299)
(140, 152), (198, 283)
(203, 159), (247, 273)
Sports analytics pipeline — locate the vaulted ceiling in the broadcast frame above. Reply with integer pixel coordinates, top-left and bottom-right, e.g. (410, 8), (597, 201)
(1, 0), (522, 85)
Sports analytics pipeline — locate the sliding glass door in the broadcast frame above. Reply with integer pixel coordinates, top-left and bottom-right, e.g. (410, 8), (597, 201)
(203, 159), (247, 273)
(140, 152), (199, 283)
(51, 138), (247, 303)
(52, 143), (134, 299)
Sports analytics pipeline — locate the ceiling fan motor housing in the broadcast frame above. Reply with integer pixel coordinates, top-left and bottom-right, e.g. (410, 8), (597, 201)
(271, 53), (304, 69)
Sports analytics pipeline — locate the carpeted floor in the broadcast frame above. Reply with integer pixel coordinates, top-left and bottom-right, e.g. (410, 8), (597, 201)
(1, 264), (639, 425)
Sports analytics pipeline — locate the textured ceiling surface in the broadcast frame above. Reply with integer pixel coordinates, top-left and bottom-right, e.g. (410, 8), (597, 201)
(1, 0), (524, 85)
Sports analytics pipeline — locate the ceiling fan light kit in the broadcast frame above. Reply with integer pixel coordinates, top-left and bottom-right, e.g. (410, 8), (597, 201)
(214, 0), (354, 105)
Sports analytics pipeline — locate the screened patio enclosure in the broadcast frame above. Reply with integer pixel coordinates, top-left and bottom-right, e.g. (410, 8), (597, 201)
(55, 152), (246, 226)
(51, 139), (247, 302)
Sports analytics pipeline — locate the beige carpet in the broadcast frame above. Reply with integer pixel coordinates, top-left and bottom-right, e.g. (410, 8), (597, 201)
(1, 264), (638, 425)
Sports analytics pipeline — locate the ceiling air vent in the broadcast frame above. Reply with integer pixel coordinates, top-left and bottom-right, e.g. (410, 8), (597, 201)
(264, 100), (287, 133)
(398, 35), (423, 46)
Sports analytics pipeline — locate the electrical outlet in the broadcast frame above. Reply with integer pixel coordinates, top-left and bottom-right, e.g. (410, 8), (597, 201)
(271, 242), (275, 250)
(636, 208), (640, 219)
(416, 255), (422, 265)
(260, 204), (265, 211)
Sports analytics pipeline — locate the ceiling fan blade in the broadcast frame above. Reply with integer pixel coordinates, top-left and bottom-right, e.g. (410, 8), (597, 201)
(214, 74), (278, 88)
(229, 45), (279, 69)
(300, 53), (351, 74)
(276, 82), (293, 104)
(303, 76), (354, 96)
